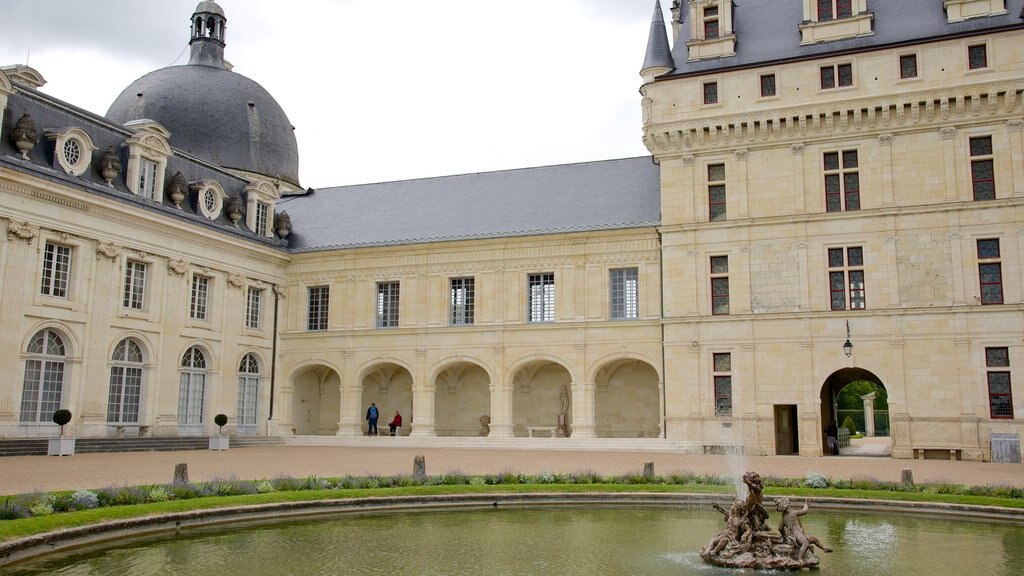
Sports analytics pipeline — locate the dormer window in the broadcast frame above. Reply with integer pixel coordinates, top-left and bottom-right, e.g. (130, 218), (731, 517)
(943, 1), (1008, 23)
(244, 180), (281, 237)
(123, 120), (172, 202)
(703, 6), (720, 39)
(192, 180), (225, 220)
(686, 1), (736, 61)
(799, 0), (872, 45)
(46, 128), (96, 176)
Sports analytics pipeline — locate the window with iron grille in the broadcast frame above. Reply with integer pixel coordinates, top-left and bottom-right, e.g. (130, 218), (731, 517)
(246, 286), (262, 329)
(968, 44), (988, 70)
(703, 81), (719, 105)
(828, 247), (865, 310)
(307, 285), (329, 331)
(41, 242), (72, 298)
(824, 150), (860, 212)
(760, 73), (776, 97)
(817, 0), (852, 21)
(123, 260), (147, 310)
(190, 275), (210, 320)
(970, 136), (995, 200)
(820, 63), (853, 89)
(899, 54), (918, 79)
(708, 163), (727, 221)
(528, 273), (555, 323)
(20, 329), (66, 422)
(711, 256), (730, 315)
(986, 347), (1013, 419)
(714, 352), (732, 417)
(376, 281), (400, 328)
(610, 268), (639, 320)
(450, 277), (475, 325)
(703, 5), (720, 38)
(108, 338), (143, 424)
(977, 239), (1003, 305)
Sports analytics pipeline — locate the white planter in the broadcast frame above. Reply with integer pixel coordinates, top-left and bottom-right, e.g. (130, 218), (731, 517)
(48, 437), (76, 456)
(209, 436), (230, 451)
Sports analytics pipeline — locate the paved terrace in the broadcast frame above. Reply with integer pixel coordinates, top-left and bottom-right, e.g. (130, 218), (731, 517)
(1, 437), (1022, 495)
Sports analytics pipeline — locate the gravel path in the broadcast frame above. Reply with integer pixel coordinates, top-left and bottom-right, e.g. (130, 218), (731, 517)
(2, 446), (1022, 494)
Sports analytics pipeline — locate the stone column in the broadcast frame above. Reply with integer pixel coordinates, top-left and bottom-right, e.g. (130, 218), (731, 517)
(336, 381), (363, 436)
(570, 381), (596, 438)
(861, 392), (876, 437)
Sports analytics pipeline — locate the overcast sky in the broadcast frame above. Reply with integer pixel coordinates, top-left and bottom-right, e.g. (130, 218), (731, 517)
(1, 0), (665, 189)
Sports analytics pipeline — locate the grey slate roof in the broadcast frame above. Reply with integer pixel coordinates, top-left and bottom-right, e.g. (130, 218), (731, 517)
(279, 157), (662, 252)
(642, 0), (675, 73)
(668, 0), (1024, 76)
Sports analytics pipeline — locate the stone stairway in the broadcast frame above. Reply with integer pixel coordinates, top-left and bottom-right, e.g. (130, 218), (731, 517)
(0, 435), (286, 457)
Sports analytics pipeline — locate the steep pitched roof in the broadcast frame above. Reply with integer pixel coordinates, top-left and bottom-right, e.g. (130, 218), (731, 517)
(642, 0), (675, 74)
(280, 157), (661, 252)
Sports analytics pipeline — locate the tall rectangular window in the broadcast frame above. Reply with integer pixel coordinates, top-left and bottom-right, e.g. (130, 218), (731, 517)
(824, 150), (860, 212)
(528, 273), (555, 323)
(254, 202), (269, 236)
(703, 81), (718, 105)
(713, 353), (732, 417)
(818, 0), (852, 21)
(968, 44), (988, 70)
(40, 242), (72, 298)
(703, 6), (720, 38)
(820, 63), (853, 89)
(246, 286), (262, 329)
(610, 268), (639, 320)
(986, 347), (1013, 419)
(711, 256), (730, 315)
(138, 158), (158, 199)
(123, 260), (147, 310)
(190, 275), (210, 320)
(450, 277), (475, 326)
(828, 247), (865, 310)
(760, 73), (776, 97)
(708, 163), (727, 221)
(376, 281), (400, 328)
(970, 136), (995, 200)
(899, 54), (918, 79)
(977, 239), (1003, 305)
(307, 285), (329, 331)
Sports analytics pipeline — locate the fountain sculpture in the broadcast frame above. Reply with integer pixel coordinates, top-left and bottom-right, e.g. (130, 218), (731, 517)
(701, 471), (833, 570)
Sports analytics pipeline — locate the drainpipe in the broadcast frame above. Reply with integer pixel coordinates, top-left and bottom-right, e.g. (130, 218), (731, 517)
(657, 227), (667, 439)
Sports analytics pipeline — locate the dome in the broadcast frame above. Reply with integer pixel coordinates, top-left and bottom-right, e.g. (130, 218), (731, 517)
(105, 1), (300, 187)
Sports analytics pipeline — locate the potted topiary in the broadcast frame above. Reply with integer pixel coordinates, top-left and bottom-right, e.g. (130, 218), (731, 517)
(48, 409), (75, 456)
(209, 413), (230, 450)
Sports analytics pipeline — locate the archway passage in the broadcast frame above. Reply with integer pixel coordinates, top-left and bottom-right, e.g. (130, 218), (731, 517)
(512, 361), (571, 437)
(820, 368), (890, 456)
(594, 359), (660, 438)
(434, 363), (490, 437)
(291, 365), (340, 435)
(361, 364), (412, 436)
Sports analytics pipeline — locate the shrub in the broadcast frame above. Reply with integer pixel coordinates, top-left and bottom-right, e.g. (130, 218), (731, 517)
(840, 415), (857, 435)
(254, 479), (276, 493)
(0, 498), (30, 520)
(302, 475), (329, 491)
(48, 492), (75, 512)
(168, 483), (202, 500)
(52, 409), (72, 436)
(72, 490), (99, 510)
(28, 500), (54, 517)
(803, 472), (829, 489)
(214, 413), (228, 433)
(435, 471), (469, 486)
(535, 470), (557, 484)
(272, 475), (301, 492)
(147, 486), (171, 502)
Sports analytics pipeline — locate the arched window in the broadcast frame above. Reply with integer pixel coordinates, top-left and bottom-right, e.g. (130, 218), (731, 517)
(237, 354), (260, 434)
(178, 346), (207, 434)
(20, 329), (66, 422)
(108, 339), (143, 424)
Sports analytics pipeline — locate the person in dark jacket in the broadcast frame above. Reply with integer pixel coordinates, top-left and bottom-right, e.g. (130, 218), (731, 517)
(366, 403), (379, 436)
(388, 411), (403, 436)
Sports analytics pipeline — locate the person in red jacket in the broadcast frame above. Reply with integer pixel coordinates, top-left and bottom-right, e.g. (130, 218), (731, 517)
(388, 411), (403, 436)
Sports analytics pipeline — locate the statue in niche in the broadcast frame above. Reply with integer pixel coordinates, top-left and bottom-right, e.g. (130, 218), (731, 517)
(478, 414), (490, 436)
(557, 384), (570, 437)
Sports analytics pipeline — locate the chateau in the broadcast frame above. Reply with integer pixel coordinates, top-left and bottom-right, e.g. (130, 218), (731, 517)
(1, 1), (1021, 460)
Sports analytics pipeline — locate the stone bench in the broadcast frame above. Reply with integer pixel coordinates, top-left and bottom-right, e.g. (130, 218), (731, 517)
(527, 426), (558, 438)
(914, 447), (960, 460)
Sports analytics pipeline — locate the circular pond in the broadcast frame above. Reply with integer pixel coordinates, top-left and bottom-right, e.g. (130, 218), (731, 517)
(5, 506), (1023, 575)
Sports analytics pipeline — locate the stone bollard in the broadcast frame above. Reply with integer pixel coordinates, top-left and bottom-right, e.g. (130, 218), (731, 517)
(900, 468), (914, 486)
(643, 461), (655, 480)
(173, 463), (189, 485)
(413, 455), (426, 482)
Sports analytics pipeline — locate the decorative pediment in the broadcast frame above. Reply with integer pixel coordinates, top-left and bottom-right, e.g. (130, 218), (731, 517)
(0, 65), (45, 89)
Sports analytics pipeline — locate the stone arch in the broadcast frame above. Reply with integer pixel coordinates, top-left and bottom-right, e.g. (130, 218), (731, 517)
(107, 331), (154, 365)
(22, 321), (79, 360)
(290, 363), (341, 435)
(510, 357), (573, 437)
(819, 367), (890, 455)
(431, 358), (492, 437)
(359, 361), (413, 436)
(593, 357), (661, 438)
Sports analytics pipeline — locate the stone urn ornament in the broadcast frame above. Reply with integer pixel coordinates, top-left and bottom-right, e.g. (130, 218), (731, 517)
(98, 146), (122, 186)
(167, 171), (187, 208)
(11, 113), (39, 160)
(225, 195), (244, 226)
(274, 210), (292, 238)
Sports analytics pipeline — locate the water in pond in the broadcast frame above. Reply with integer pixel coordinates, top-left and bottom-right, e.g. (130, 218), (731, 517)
(6, 506), (1023, 575)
